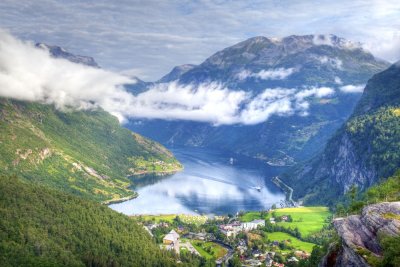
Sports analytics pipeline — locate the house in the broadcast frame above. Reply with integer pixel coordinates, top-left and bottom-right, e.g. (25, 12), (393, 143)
(163, 230), (180, 245)
(287, 256), (299, 262)
(294, 250), (310, 259)
(269, 217), (276, 224)
(244, 259), (262, 266)
(281, 216), (288, 222)
(252, 249), (262, 258)
(265, 257), (273, 267)
(242, 219), (265, 231)
(163, 230), (180, 253)
(187, 232), (207, 240)
(219, 221), (242, 237)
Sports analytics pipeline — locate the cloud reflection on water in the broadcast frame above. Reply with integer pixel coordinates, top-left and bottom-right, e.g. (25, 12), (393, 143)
(110, 148), (285, 215)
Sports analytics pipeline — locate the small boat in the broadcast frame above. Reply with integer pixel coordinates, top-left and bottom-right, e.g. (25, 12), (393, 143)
(252, 186), (262, 192)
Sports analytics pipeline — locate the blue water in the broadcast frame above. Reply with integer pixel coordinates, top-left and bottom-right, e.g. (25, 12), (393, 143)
(109, 147), (285, 215)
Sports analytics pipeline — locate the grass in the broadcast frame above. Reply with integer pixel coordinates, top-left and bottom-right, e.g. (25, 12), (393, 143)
(136, 214), (208, 225)
(267, 232), (316, 253)
(269, 207), (331, 237)
(191, 241), (227, 260)
(240, 207), (331, 237)
(138, 214), (177, 223)
(240, 211), (263, 222)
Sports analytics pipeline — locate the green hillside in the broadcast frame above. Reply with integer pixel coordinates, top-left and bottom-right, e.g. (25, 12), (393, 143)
(0, 175), (182, 267)
(0, 98), (182, 202)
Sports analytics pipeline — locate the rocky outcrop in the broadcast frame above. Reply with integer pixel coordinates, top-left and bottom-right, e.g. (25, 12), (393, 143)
(35, 43), (99, 67)
(320, 202), (400, 267)
(315, 132), (377, 193)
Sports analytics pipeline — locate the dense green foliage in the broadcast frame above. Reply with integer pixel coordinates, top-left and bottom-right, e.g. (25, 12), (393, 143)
(379, 235), (400, 267)
(0, 175), (183, 267)
(0, 98), (181, 202)
(335, 171), (400, 216)
(346, 107), (400, 178)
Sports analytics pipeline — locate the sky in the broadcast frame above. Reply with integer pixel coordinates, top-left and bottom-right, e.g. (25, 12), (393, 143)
(0, 0), (399, 81)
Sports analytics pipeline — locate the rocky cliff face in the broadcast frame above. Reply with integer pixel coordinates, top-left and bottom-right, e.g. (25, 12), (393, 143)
(283, 63), (400, 204)
(320, 202), (400, 267)
(35, 43), (99, 67)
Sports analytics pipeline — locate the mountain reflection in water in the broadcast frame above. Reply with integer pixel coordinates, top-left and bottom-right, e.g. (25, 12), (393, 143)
(109, 147), (285, 215)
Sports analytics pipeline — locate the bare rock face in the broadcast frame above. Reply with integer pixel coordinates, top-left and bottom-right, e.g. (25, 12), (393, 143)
(320, 202), (400, 267)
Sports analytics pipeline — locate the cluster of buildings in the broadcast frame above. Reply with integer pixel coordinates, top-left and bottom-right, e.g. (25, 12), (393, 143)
(219, 219), (265, 237)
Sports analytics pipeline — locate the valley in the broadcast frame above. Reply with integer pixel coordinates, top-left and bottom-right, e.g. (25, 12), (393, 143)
(0, 4), (400, 266)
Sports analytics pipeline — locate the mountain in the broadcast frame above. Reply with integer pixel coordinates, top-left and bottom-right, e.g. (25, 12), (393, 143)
(0, 175), (184, 266)
(158, 64), (196, 83)
(281, 62), (400, 205)
(35, 43), (100, 67)
(127, 34), (389, 164)
(0, 98), (182, 203)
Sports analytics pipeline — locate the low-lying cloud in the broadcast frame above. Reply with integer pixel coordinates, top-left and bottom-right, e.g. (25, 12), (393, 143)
(339, 84), (365, 93)
(0, 32), (340, 126)
(237, 68), (296, 81)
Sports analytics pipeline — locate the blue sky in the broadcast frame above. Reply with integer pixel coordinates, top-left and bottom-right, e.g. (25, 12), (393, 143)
(0, 0), (399, 80)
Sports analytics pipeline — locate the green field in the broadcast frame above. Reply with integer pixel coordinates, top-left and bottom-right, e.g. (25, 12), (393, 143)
(191, 241), (227, 260)
(136, 214), (177, 223)
(240, 211), (263, 222)
(267, 232), (316, 253)
(240, 207), (331, 237)
(135, 214), (208, 224)
(269, 207), (331, 237)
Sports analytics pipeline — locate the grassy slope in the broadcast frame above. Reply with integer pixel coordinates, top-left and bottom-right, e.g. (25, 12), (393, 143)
(0, 98), (181, 202)
(269, 207), (330, 237)
(190, 241), (227, 260)
(267, 232), (315, 253)
(0, 175), (180, 267)
(240, 207), (331, 237)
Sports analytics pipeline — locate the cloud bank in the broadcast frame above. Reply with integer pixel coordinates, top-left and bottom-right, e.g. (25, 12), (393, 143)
(237, 68), (296, 81)
(0, 32), (342, 126)
(339, 84), (365, 93)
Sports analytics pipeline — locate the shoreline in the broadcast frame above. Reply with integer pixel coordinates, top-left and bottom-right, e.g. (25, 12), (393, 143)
(102, 192), (139, 205)
(129, 167), (183, 178)
(104, 167), (183, 206)
(271, 176), (294, 204)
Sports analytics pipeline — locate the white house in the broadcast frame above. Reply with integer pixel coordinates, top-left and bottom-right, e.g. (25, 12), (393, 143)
(241, 219), (265, 231)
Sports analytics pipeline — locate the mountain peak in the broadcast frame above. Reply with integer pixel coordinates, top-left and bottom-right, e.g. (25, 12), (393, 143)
(158, 64), (196, 82)
(202, 34), (363, 69)
(35, 43), (100, 68)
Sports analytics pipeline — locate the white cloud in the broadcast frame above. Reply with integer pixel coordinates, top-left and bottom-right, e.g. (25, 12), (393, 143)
(0, 31), (337, 126)
(237, 68), (296, 81)
(0, 0), (399, 80)
(316, 56), (343, 69)
(334, 76), (343, 84)
(339, 84), (365, 93)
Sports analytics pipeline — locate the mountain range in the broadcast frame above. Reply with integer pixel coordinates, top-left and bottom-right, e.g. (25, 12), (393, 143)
(126, 34), (389, 165)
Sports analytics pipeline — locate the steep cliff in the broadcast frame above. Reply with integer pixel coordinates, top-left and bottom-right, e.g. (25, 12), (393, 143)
(282, 62), (400, 204)
(320, 202), (400, 267)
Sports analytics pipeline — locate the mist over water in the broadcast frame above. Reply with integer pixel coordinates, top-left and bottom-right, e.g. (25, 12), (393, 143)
(110, 147), (285, 215)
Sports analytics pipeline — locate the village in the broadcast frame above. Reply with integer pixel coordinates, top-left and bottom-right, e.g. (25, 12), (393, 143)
(134, 206), (331, 266)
